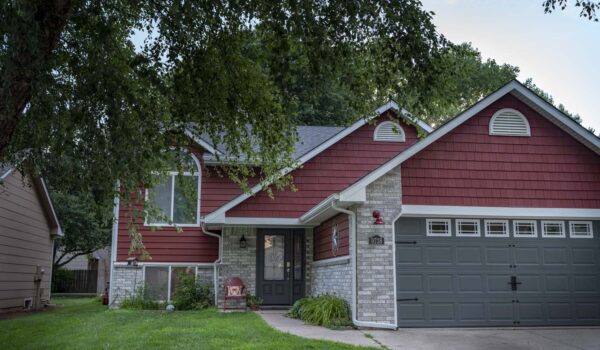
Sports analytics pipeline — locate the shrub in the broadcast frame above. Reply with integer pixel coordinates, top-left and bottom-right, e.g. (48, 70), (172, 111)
(288, 295), (351, 328)
(246, 294), (263, 307)
(120, 284), (163, 310)
(171, 274), (213, 310)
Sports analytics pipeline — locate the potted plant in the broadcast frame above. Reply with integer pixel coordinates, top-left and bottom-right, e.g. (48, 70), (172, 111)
(246, 294), (263, 311)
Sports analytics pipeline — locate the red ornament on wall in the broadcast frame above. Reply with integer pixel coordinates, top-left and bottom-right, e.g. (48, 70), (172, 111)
(372, 210), (384, 225)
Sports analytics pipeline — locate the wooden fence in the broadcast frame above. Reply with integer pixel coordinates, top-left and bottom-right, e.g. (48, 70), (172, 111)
(52, 269), (98, 294)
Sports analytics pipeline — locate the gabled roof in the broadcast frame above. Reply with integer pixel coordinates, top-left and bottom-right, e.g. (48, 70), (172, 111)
(204, 101), (432, 223)
(336, 79), (600, 203)
(0, 165), (63, 236)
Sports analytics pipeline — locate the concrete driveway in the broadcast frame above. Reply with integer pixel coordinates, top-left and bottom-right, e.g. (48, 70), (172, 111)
(258, 311), (600, 350)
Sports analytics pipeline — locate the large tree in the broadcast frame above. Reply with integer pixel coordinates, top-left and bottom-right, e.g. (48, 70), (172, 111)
(543, 0), (599, 21)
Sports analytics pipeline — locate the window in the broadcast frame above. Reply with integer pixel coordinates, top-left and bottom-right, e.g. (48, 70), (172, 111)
(456, 219), (481, 237)
(485, 220), (509, 237)
(373, 121), (405, 142)
(144, 265), (197, 302)
(513, 220), (538, 238)
(146, 152), (200, 226)
(542, 221), (565, 238)
(569, 221), (593, 238)
(426, 219), (451, 237)
(489, 108), (530, 136)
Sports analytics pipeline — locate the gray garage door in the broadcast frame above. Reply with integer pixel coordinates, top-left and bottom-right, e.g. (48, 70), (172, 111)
(395, 218), (600, 327)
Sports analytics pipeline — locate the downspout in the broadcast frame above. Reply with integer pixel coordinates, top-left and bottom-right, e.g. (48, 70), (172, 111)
(108, 181), (120, 305)
(331, 200), (397, 329)
(201, 222), (222, 306)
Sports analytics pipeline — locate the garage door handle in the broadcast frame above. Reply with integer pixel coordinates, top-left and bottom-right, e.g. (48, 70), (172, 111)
(508, 276), (522, 291)
(397, 298), (419, 302)
(396, 241), (417, 245)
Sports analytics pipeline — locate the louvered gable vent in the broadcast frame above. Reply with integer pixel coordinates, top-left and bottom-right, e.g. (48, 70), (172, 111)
(374, 121), (405, 142)
(489, 108), (531, 136)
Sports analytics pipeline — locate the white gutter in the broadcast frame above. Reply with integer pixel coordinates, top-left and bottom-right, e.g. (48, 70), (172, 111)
(331, 201), (397, 330)
(201, 223), (222, 306)
(109, 181), (120, 305)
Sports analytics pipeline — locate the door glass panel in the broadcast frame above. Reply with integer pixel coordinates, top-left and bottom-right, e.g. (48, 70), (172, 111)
(264, 235), (285, 280)
(293, 235), (302, 280)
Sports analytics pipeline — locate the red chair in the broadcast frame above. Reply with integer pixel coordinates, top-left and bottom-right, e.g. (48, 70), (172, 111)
(223, 276), (247, 311)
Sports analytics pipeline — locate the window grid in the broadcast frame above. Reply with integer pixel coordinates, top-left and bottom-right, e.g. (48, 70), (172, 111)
(541, 221), (566, 238)
(426, 219), (451, 237)
(513, 220), (538, 238)
(456, 219), (481, 237)
(569, 221), (594, 238)
(484, 220), (509, 237)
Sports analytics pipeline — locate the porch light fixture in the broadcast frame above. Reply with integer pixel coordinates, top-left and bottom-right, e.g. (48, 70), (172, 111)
(372, 210), (384, 225)
(239, 235), (247, 249)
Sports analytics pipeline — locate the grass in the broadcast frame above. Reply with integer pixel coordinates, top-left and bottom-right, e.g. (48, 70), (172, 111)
(0, 298), (376, 350)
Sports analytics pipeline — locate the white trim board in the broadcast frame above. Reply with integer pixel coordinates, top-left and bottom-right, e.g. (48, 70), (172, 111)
(204, 101), (431, 224)
(401, 205), (600, 220)
(339, 80), (600, 201)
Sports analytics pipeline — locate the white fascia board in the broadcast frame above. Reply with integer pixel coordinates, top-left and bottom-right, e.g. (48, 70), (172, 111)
(0, 167), (15, 180)
(339, 82), (520, 199)
(39, 178), (63, 236)
(375, 100), (433, 133)
(339, 187), (366, 202)
(184, 129), (223, 156)
(299, 194), (339, 223)
(218, 217), (310, 227)
(511, 83), (600, 154)
(402, 205), (600, 220)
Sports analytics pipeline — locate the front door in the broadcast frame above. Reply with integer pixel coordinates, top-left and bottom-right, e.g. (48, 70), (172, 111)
(257, 229), (305, 305)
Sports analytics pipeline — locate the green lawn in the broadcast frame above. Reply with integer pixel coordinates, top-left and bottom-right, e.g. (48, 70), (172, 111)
(0, 298), (375, 350)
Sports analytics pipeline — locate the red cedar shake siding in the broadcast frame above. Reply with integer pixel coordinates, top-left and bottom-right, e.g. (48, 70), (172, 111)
(201, 166), (260, 216)
(313, 213), (350, 261)
(402, 94), (600, 208)
(227, 115), (420, 218)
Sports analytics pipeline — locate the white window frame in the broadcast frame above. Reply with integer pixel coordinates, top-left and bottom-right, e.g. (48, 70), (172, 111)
(456, 219), (481, 237)
(541, 221), (566, 238)
(143, 264), (199, 302)
(373, 121), (406, 142)
(513, 220), (538, 238)
(569, 221), (594, 239)
(484, 220), (509, 237)
(144, 152), (201, 227)
(426, 219), (451, 237)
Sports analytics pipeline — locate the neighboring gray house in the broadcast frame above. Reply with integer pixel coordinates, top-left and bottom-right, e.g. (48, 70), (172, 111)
(0, 166), (63, 311)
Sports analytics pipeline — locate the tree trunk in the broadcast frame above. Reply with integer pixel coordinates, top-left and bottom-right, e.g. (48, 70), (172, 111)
(0, 0), (72, 158)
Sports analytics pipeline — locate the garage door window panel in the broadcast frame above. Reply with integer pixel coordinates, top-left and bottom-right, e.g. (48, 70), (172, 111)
(514, 220), (538, 238)
(485, 220), (509, 237)
(569, 221), (593, 238)
(456, 219), (480, 237)
(427, 219), (451, 237)
(542, 221), (566, 238)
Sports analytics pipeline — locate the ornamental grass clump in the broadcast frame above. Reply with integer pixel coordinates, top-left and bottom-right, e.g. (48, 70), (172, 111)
(288, 295), (351, 328)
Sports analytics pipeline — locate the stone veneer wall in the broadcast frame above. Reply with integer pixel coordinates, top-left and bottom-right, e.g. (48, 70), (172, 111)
(109, 265), (143, 306)
(310, 257), (352, 305)
(218, 226), (257, 309)
(355, 165), (401, 324)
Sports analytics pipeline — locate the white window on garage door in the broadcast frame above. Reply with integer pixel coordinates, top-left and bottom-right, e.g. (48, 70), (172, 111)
(456, 219), (480, 237)
(485, 220), (509, 237)
(569, 221), (594, 238)
(426, 219), (451, 237)
(542, 221), (566, 238)
(513, 220), (538, 238)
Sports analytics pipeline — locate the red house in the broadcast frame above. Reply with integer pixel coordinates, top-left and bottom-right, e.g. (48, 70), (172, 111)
(110, 80), (600, 328)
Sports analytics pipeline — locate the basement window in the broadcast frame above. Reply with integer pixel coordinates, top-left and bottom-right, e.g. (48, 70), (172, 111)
(426, 219), (451, 237)
(484, 220), (509, 237)
(373, 121), (405, 142)
(569, 221), (593, 238)
(513, 220), (538, 238)
(542, 221), (565, 238)
(456, 219), (481, 237)
(144, 265), (197, 302)
(489, 108), (531, 136)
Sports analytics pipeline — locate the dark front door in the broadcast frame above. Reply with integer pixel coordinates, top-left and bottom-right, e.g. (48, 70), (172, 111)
(257, 229), (305, 305)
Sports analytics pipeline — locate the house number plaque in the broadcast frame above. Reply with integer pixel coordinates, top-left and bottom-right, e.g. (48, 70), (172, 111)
(368, 235), (384, 245)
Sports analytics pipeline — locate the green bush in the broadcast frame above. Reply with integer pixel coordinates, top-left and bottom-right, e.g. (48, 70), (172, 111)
(288, 295), (351, 328)
(171, 274), (213, 310)
(120, 285), (163, 310)
(246, 294), (263, 307)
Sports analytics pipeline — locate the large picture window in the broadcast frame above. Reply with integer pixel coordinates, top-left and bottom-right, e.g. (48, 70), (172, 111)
(146, 152), (200, 226)
(144, 265), (198, 302)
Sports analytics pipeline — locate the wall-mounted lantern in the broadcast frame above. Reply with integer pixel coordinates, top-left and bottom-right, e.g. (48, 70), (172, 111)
(372, 210), (384, 225)
(239, 235), (247, 249)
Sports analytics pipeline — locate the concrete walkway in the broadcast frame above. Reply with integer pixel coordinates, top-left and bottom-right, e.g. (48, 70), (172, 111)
(258, 311), (600, 350)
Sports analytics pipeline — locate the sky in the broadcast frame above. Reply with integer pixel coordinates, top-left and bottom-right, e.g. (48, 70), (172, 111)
(420, 0), (600, 132)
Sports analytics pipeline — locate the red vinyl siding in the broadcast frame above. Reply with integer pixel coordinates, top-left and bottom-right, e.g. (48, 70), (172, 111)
(313, 213), (349, 260)
(402, 94), (600, 208)
(201, 167), (260, 216)
(227, 115), (420, 218)
(116, 199), (219, 262)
